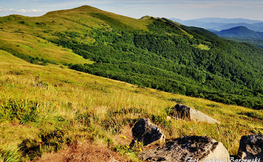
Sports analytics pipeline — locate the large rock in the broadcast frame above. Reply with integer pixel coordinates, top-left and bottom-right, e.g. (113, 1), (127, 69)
(172, 104), (220, 124)
(139, 136), (229, 162)
(130, 118), (165, 146)
(238, 135), (263, 161)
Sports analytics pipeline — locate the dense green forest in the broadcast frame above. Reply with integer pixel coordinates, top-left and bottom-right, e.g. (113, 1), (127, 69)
(46, 17), (263, 110)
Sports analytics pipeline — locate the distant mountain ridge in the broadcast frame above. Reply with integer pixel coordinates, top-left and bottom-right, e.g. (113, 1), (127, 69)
(215, 26), (263, 39)
(171, 17), (263, 32)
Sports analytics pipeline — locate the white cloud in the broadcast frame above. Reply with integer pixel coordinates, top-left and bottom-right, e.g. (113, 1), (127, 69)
(0, 7), (42, 13)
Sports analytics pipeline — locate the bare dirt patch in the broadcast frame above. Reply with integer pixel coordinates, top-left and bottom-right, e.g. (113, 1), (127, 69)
(112, 125), (133, 146)
(35, 126), (134, 162)
(35, 140), (128, 162)
(34, 125), (160, 162)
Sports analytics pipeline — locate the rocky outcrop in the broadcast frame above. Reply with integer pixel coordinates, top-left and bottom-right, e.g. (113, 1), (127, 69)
(130, 118), (165, 146)
(139, 136), (230, 162)
(172, 104), (220, 124)
(238, 135), (263, 161)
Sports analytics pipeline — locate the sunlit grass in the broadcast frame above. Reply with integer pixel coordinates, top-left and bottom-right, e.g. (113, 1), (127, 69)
(192, 43), (210, 50)
(0, 50), (28, 64)
(0, 31), (92, 65)
(0, 56), (262, 161)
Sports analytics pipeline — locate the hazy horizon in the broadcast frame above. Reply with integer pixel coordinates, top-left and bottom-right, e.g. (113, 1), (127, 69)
(171, 17), (263, 22)
(0, 0), (263, 21)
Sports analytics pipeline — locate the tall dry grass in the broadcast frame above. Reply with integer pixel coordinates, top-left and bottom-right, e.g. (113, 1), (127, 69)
(0, 61), (262, 161)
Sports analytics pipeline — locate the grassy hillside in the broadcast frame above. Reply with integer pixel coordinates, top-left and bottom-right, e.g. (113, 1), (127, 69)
(2, 6), (263, 109)
(0, 32), (93, 65)
(0, 6), (263, 160)
(0, 47), (263, 161)
(0, 50), (28, 64)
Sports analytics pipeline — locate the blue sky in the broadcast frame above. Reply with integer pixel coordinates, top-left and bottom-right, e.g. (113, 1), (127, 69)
(0, 0), (263, 21)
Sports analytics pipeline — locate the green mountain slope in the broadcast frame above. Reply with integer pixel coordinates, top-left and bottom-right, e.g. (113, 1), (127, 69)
(1, 5), (263, 109)
(1, 5), (263, 161)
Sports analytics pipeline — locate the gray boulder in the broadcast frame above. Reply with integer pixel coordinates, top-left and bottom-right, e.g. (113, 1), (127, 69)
(172, 104), (220, 124)
(238, 135), (263, 161)
(139, 136), (230, 162)
(130, 118), (165, 146)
